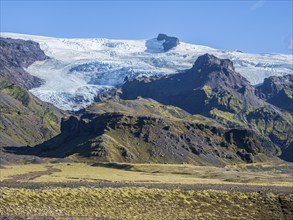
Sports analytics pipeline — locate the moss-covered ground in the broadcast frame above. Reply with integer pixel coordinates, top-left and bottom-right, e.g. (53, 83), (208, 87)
(1, 162), (292, 219)
(1, 162), (292, 187)
(1, 187), (292, 220)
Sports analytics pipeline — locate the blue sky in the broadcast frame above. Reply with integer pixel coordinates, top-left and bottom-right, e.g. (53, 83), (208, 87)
(1, 1), (292, 54)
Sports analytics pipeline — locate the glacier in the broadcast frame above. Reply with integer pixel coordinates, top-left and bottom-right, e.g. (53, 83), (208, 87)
(1, 32), (292, 111)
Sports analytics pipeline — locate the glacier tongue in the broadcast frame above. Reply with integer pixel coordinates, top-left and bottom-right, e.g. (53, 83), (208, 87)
(1, 32), (292, 111)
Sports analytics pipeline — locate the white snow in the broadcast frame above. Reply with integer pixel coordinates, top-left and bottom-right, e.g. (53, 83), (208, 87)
(1, 32), (292, 110)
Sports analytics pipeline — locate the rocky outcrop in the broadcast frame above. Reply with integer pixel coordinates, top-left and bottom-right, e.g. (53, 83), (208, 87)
(256, 74), (293, 112)
(157, 34), (180, 52)
(0, 37), (48, 89)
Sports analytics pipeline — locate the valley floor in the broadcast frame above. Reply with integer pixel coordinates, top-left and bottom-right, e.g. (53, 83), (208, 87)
(0, 162), (292, 219)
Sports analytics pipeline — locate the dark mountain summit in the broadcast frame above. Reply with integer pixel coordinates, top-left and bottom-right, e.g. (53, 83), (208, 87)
(0, 37), (47, 89)
(190, 53), (249, 88)
(256, 74), (293, 112)
(122, 54), (262, 114)
(157, 33), (180, 52)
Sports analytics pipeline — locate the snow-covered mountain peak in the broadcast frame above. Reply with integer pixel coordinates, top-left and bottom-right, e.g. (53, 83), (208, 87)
(1, 32), (292, 110)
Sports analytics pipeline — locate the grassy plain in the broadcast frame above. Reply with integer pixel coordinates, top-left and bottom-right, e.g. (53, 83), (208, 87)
(1, 162), (292, 186)
(1, 162), (292, 219)
(1, 187), (292, 220)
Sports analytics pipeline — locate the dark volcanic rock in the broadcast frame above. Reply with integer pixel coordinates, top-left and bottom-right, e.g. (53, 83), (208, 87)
(0, 37), (48, 89)
(225, 129), (276, 155)
(61, 116), (80, 134)
(256, 74), (293, 112)
(157, 33), (180, 52)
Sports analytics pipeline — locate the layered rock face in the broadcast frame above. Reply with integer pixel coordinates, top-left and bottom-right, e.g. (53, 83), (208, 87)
(256, 74), (293, 112)
(157, 33), (180, 52)
(0, 37), (48, 89)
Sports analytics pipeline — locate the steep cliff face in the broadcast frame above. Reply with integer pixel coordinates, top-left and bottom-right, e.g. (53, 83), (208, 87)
(256, 74), (293, 112)
(121, 54), (293, 159)
(0, 37), (48, 89)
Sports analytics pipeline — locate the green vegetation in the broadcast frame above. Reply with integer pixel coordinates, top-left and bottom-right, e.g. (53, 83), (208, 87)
(44, 111), (59, 132)
(1, 162), (292, 187)
(0, 81), (65, 146)
(246, 107), (293, 148)
(283, 88), (293, 99)
(0, 164), (48, 180)
(212, 91), (243, 113)
(202, 85), (212, 97)
(1, 187), (292, 219)
(1, 162), (292, 219)
(0, 82), (30, 106)
(21, 97), (283, 165)
(210, 108), (243, 127)
(90, 98), (190, 119)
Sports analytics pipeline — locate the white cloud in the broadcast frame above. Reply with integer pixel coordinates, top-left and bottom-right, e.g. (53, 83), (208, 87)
(250, 1), (265, 11)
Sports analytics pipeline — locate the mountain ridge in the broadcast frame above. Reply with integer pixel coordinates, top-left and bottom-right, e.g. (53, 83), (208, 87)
(121, 54), (292, 161)
(7, 98), (279, 165)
